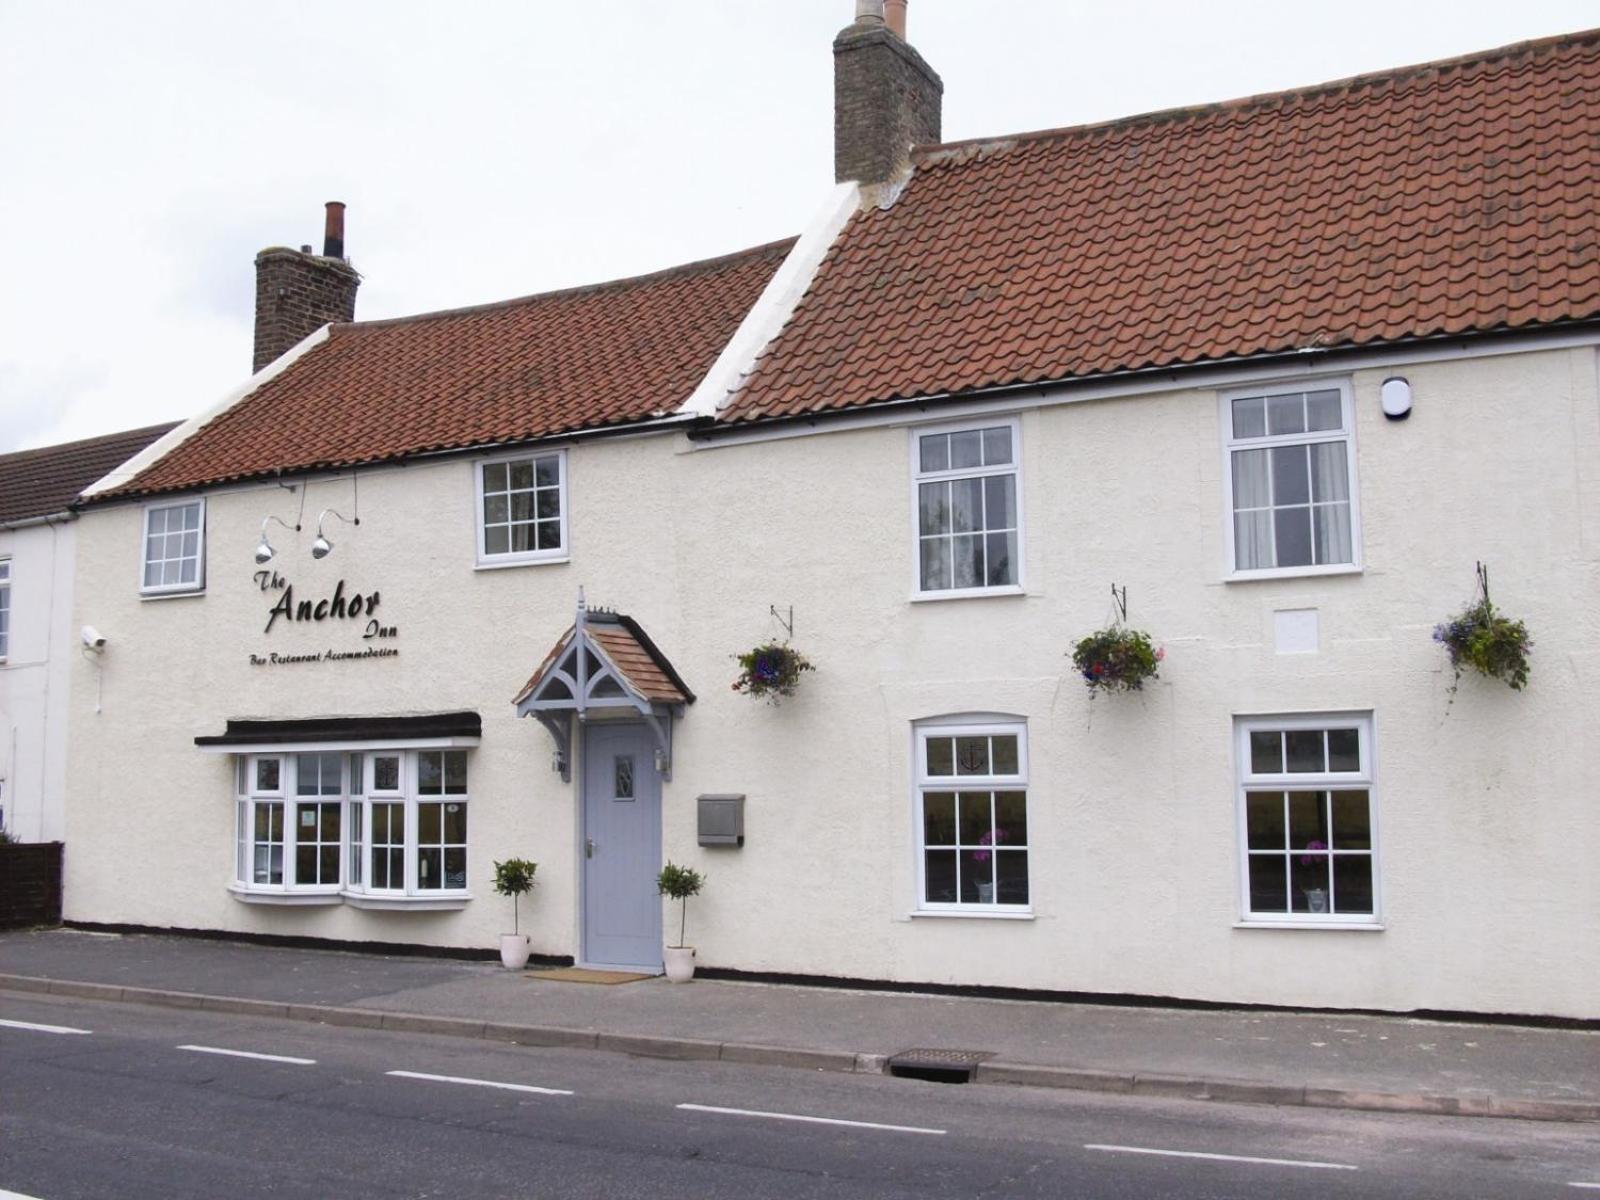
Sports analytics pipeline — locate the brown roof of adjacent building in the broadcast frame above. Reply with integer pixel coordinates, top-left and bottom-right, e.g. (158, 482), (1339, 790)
(0, 423), (179, 524)
(725, 29), (1600, 422)
(105, 239), (796, 499)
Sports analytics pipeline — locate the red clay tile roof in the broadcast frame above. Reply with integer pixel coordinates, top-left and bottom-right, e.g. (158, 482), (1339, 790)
(514, 613), (693, 708)
(0, 423), (179, 524)
(726, 29), (1600, 422)
(106, 240), (795, 499)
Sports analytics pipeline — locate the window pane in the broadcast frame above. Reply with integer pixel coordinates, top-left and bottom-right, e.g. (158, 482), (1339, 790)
(296, 845), (316, 884)
(1288, 790), (1328, 847)
(444, 751), (468, 793)
(959, 849), (992, 902)
(981, 426), (1013, 466)
(508, 460), (534, 490)
(1234, 510), (1272, 571)
(1231, 448), (1270, 508)
(1313, 502), (1352, 565)
(256, 758), (280, 792)
(951, 478), (983, 532)
(510, 523), (536, 552)
(1249, 731), (1282, 774)
(1285, 731), (1325, 773)
(236, 757), (248, 795)
(995, 849), (1029, 905)
(374, 756), (400, 792)
(418, 847), (441, 888)
(443, 847), (467, 889)
(949, 430), (982, 469)
(1271, 445), (1310, 505)
(924, 850), (958, 902)
(984, 475), (1015, 530)
(919, 537), (951, 591)
(985, 532), (1016, 586)
(925, 738), (954, 777)
(349, 754), (364, 795)
(444, 802), (466, 843)
(1291, 855), (1331, 913)
(1309, 442), (1348, 502)
(994, 790), (1027, 843)
(1327, 729), (1360, 772)
(320, 803), (340, 840)
(484, 494), (509, 524)
(1330, 790), (1371, 849)
(1231, 396), (1266, 439)
(1273, 507), (1313, 567)
(954, 738), (989, 776)
(951, 534), (983, 589)
(321, 846), (340, 885)
(510, 492), (534, 521)
(1306, 389), (1342, 431)
(957, 791), (991, 842)
(919, 433), (949, 473)
(1267, 393), (1305, 435)
(615, 756), (634, 799)
(148, 508), (168, 535)
(1246, 792), (1285, 849)
(1332, 855), (1374, 914)
(536, 489), (560, 519)
(483, 462), (508, 492)
(923, 792), (956, 844)
(1248, 854), (1287, 912)
(418, 753), (442, 795)
(419, 802), (441, 842)
(536, 520), (562, 550)
(484, 526), (510, 556)
(181, 531), (199, 558)
(918, 482), (949, 535)
(535, 456), (560, 487)
(990, 736), (1019, 776)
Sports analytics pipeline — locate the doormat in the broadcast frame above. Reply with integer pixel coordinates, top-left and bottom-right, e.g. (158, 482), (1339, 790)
(530, 967), (654, 985)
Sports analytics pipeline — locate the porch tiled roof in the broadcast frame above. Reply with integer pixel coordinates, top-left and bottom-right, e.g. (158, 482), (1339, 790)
(725, 29), (1600, 422)
(514, 612), (692, 709)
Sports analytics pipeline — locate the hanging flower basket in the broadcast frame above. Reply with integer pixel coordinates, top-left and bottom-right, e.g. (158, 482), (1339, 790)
(1070, 625), (1163, 695)
(732, 642), (814, 704)
(1432, 565), (1530, 692)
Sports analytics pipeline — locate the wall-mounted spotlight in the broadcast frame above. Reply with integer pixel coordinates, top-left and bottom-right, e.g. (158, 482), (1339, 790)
(311, 508), (359, 560)
(254, 515), (301, 565)
(1380, 376), (1413, 421)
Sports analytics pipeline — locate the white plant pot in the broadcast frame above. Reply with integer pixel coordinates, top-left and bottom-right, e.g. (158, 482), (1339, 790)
(500, 933), (531, 970)
(663, 945), (696, 983)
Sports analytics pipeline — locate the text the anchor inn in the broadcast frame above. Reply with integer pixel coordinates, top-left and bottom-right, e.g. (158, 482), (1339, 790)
(59, 7), (1600, 1018)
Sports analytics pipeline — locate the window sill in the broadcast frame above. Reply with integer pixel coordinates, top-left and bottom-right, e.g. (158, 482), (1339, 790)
(343, 892), (472, 911)
(228, 886), (342, 906)
(474, 555), (570, 573)
(1225, 564), (1362, 584)
(1233, 919), (1384, 932)
(141, 588), (206, 602)
(910, 908), (1034, 921)
(910, 584), (1026, 604)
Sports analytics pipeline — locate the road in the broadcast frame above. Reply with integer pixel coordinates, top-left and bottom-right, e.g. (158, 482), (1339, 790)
(2, 991), (1597, 1199)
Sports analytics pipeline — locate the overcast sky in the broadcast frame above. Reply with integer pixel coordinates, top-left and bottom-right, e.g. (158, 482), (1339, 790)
(1, 0), (1595, 451)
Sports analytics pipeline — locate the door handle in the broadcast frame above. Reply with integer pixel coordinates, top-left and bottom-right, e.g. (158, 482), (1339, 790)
(585, 838), (596, 859)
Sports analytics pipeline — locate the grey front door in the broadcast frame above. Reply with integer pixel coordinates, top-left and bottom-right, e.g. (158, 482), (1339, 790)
(581, 722), (662, 969)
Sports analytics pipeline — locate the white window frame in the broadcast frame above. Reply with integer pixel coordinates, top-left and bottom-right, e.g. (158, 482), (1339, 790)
(474, 449), (569, 569)
(140, 498), (207, 596)
(232, 753), (342, 904)
(1220, 381), (1362, 581)
(0, 558), (11, 661)
(1234, 712), (1382, 930)
(909, 416), (1025, 601)
(912, 715), (1033, 917)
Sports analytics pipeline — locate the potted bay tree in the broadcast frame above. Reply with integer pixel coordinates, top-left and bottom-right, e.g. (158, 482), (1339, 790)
(657, 862), (705, 983)
(492, 857), (538, 970)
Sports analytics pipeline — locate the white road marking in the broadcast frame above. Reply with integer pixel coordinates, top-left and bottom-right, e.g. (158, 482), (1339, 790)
(1568, 1184), (1600, 1191)
(676, 1103), (946, 1136)
(0, 1018), (91, 1035)
(177, 1044), (316, 1065)
(0, 1188), (51, 1199)
(1085, 1144), (1358, 1171)
(386, 1070), (573, 1096)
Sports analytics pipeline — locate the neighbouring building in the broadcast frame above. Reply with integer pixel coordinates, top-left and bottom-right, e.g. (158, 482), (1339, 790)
(64, 8), (1599, 1019)
(0, 423), (177, 842)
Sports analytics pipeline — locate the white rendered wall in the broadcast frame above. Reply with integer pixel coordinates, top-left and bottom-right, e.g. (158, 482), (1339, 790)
(0, 519), (77, 843)
(63, 345), (1600, 1017)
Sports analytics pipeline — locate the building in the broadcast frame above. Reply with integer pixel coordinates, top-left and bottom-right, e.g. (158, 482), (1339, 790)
(0, 423), (177, 842)
(64, 7), (1599, 1018)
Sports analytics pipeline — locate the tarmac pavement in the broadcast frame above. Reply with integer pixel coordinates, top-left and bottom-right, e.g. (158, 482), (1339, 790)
(2, 927), (1596, 1123)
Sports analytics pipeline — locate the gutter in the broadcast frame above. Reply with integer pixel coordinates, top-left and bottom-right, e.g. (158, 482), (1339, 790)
(0, 510), (74, 532)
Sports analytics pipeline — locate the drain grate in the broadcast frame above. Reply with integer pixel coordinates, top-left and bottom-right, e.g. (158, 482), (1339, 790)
(886, 1048), (995, 1085)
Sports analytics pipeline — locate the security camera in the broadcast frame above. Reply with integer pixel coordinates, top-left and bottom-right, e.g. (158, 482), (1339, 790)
(81, 626), (107, 651)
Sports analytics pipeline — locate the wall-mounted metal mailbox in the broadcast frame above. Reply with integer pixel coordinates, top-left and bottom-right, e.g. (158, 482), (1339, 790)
(697, 794), (745, 847)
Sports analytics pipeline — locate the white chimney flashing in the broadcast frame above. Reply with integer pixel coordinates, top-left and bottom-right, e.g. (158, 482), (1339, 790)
(679, 182), (861, 419)
(81, 324), (333, 499)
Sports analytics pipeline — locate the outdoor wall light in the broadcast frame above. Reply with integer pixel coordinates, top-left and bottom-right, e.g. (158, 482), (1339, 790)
(254, 515), (300, 565)
(311, 508), (359, 559)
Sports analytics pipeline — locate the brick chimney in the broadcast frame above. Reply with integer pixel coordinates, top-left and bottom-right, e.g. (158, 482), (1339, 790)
(833, 0), (942, 186)
(252, 202), (361, 373)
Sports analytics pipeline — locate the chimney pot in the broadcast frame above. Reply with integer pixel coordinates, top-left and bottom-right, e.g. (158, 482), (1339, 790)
(300, 244), (313, 254)
(855, 0), (885, 23)
(323, 200), (346, 259)
(884, 0), (906, 37)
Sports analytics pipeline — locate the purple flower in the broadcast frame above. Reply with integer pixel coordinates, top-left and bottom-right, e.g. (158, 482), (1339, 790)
(1298, 839), (1326, 867)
